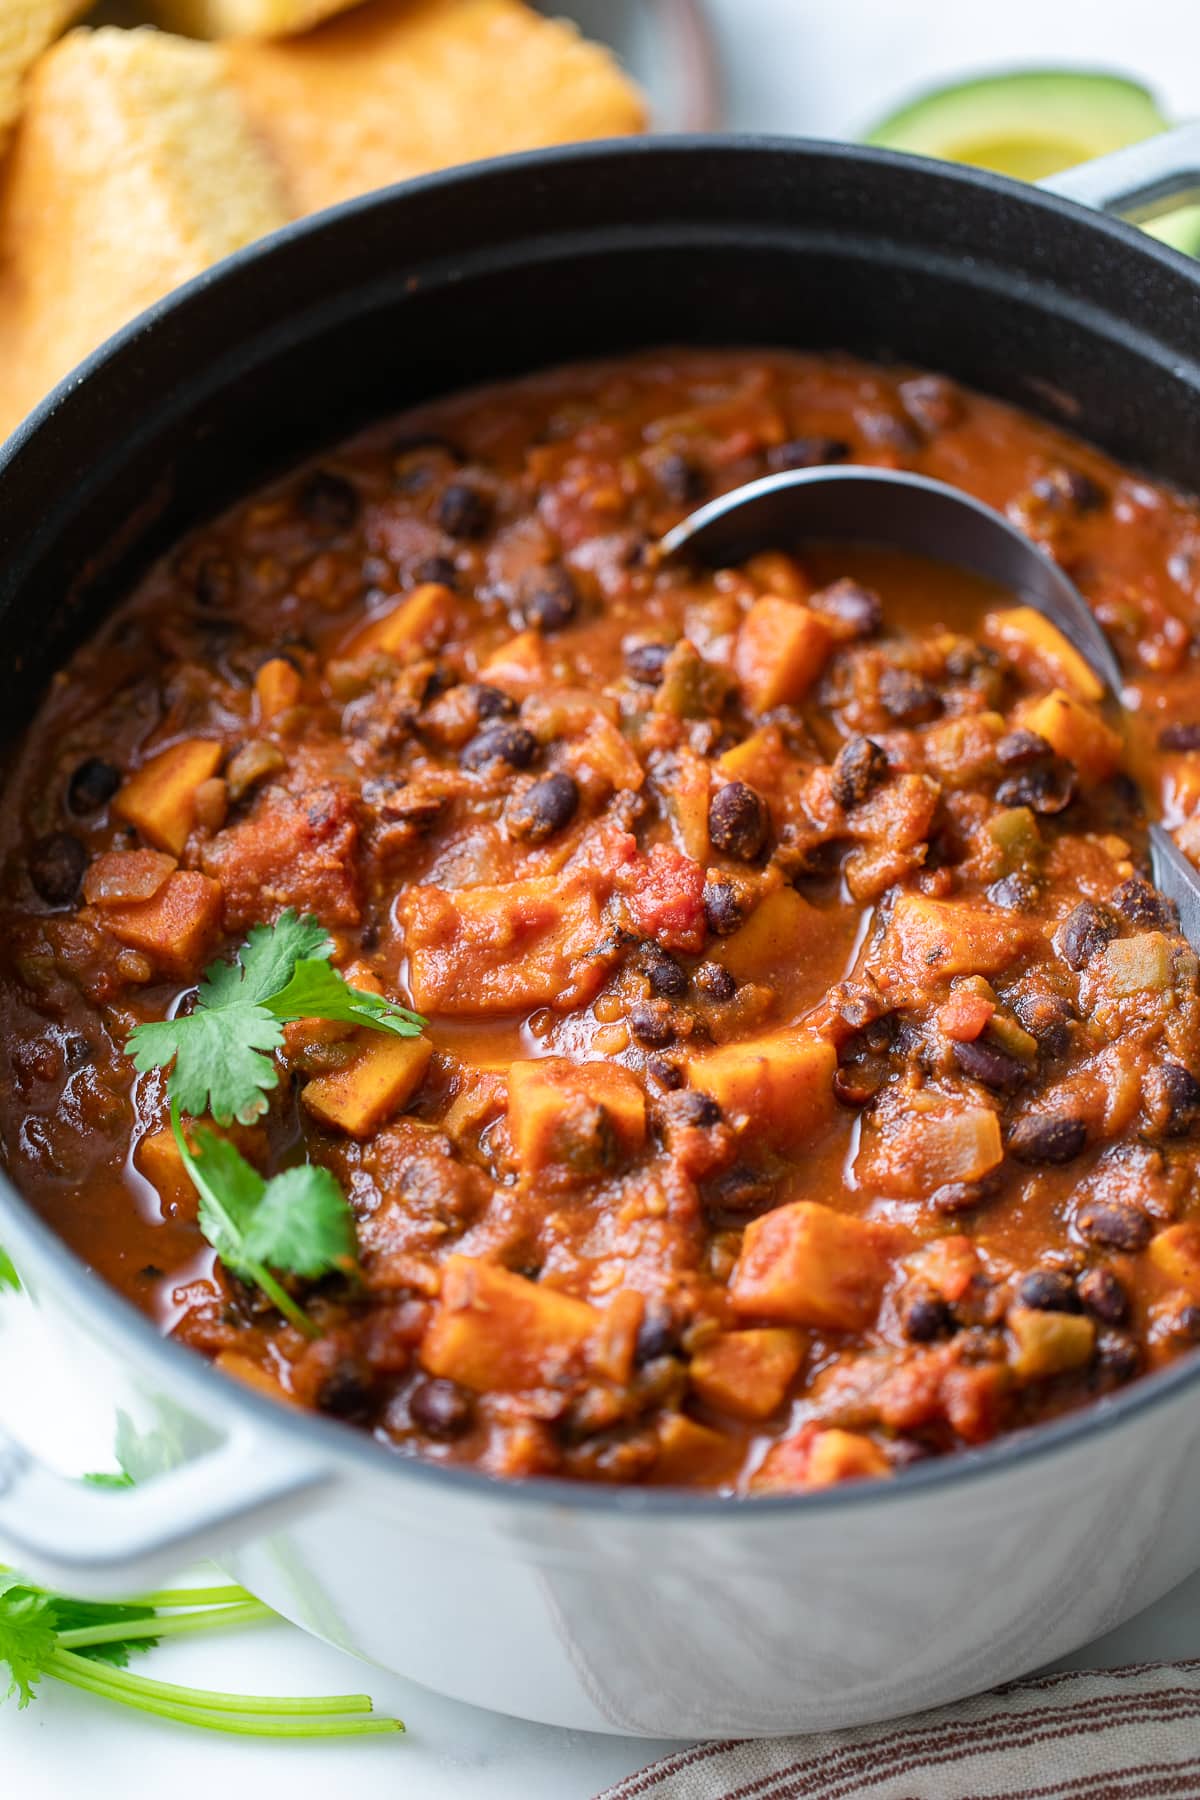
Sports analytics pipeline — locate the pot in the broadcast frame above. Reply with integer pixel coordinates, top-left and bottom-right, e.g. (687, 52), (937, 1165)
(3, 128), (1200, 1739)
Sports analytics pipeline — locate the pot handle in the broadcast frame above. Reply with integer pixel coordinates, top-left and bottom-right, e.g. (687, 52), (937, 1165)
(0, 1419), (330, 1596)
(1039, 121), (1200, 222)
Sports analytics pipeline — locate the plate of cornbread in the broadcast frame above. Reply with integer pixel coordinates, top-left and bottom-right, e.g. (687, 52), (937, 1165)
(0, 0), (717, 442)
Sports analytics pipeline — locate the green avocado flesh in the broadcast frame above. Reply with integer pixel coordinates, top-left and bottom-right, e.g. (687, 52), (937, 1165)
(866, 69), (1200, 256)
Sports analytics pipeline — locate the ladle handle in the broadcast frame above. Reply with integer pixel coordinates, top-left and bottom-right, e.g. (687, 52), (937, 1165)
(1039, 122), (1200, 226)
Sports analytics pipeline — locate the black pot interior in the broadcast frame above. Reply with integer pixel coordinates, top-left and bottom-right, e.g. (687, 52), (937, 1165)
(2, 136), (1199, 728)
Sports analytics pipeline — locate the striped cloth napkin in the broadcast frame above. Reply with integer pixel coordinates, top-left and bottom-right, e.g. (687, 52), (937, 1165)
(595, 1661), (1200, 1799)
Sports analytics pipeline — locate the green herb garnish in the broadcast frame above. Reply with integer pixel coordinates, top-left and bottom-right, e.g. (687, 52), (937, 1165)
(171, 1105), (355, 1338)
(126, 911), (425, 1334)
(0, 1247), (18, 1292)
(129, 908), (423, 1128)
(0, 1565), (402, 1737)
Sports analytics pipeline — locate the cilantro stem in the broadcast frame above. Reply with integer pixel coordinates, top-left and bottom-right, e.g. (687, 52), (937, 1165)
(50, 1647), (387, 1719)
(121, 1584), (255, 1609)
(56, 1600), (272, 1650)
(169, 1101), (319, 1339)
(48, 1653), (403, 1735)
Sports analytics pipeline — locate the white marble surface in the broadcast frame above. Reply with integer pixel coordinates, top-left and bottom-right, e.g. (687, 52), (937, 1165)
(7, 1), (1200, 1794)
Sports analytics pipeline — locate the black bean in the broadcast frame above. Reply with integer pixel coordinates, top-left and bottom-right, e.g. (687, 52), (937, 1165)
(1111, 874), (1178, 932)
(694, 961), (737, 1002)
(409, 1377), (474, 1439)
(1158, 722), (1200, 751)
(411, 553), (459, 589)
(931, 1179), (997, 1215)
(657, 452), (706, 504)
(626, 641), (672, 685)
(703, 880), (743, 935)
(192, 553), (236, 608)
(1077, 1266), (1128, 1325)
(952, 1037), (1027, 1094)
(1169, 1305), (1200, 1344)
(507, 772), (579, 843)
(1058, 900), (1119, 970)
(436, 482), (492, 539)
(831, 736), (888, 811)
(520, 565), (578, 633)
(297, 469), (359, 531)
(832, 1062), (885, 1108)
(709, 781), (769, 860)
(634, 1304), (682, 1365)
(1008, 1113), (1088, 1165)
(1077, 1200), (1151, 1251)
(645, 1054), (684, 1090)
(1031, 466), (1106, 514)
(1013, 991), (1074, 1057)
(879, 665), (941, 725)
(1159, 1062), (1200, 1136)
(703, 1164), (776, 1218)
(67, 757), (121, 815)
(467, 682), (517, 722)
(812, 579), (882, 639)
(900, 1291), (955, 1343)
(671, 1090), (721, 1128)
(1095, 1332), (1140, 1383)
(643, 946), (688, 998)
(1017, 1270), (1082, 1313)
(996, 729), (1052, 769)
(29, 831), (87, 906)
(63, 1034), (94, 1068)
(767, 436), (851, 471)
(628, 1000), (675, 1047)
(460, 723), (538, 772)
(988, 872), (1040, 911)
(995, 762), (1076, 814)
(317, 1360), (374, 1421)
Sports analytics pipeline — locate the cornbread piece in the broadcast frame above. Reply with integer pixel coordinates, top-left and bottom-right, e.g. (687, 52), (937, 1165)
(224, 0), (646, 215)
(0, 1), (87, 144)
(0, 26), (290, 437)
(143, 0), (358, 38)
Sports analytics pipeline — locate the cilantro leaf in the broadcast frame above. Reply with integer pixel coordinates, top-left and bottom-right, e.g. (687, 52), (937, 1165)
(44, 1597), (157, 1669)
(178, 1114), (356, 1336)
(242, 1164), (357, 1278)
(0, 1246), (18, 1291)
(81, 1471), (136, 1490)
(267, 959), (425, 1036)
(127, 908), (425, 1128)
(0, 1575), (57, 1707)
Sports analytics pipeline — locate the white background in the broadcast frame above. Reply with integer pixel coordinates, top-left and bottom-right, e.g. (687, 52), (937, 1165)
(6, 1), (1200, 1795)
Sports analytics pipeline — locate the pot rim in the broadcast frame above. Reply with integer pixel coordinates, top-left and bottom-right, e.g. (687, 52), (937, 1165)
(3, 129), (1199, 1523)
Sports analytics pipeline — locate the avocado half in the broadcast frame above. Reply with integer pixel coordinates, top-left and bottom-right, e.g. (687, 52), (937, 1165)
(866, 69), (1200, 256)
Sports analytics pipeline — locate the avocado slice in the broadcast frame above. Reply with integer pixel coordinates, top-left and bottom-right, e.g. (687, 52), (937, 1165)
(865, 69), (1200, 256)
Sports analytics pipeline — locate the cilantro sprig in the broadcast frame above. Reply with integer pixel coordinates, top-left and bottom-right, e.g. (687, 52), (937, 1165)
(0, 1247), (18, 1292)
(129, 909), (424, 1128)
(170, 1104), (355, 1338)
(1, 1560), (402, 1737)
(125, 911), (425, 1334)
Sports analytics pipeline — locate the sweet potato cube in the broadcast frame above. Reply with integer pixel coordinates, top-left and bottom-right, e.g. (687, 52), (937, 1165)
(982, 606), (1104, 703)
(113, 738), (224, 854)
(651, 1412), (732, 1485)
(716, 725), (787, 790)
(1008, 1306), (1096, 1380)
(1149, 1222), (1200, 1297)
(884, 892), (1036, 984)
(735, 596), (832, 712)
(98, 871), (223, 977)
(342, 581), (456, 661)
(302, 1030), (431, 1137)
(1018, 689), (1122, 782)
(730, 1200), (892, 1331)
(479, 629), (549, 697)
(685, 1030), (835, 1151)
(689, 1328), (805, 1420)
(399, 872), (605, 1015)
(719, 887), (821, 986)
(254, 656), (302, 721)
(506, 1057), (645, 1181)
(754, 1425), (891, 1492)
(134, 1126), (193, 1213)
(421, 1255), (599, 1392)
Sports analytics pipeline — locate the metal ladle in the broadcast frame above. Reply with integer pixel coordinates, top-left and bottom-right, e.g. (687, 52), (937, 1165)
(661, 464), (1200, 946)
